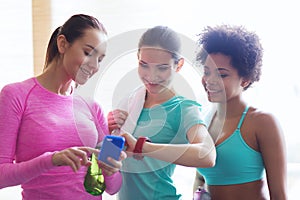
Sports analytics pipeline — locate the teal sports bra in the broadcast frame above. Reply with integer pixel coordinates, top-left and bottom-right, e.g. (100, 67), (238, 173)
(197, 106), (264, 185)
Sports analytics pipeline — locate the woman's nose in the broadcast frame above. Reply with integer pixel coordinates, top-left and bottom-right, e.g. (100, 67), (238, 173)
(87, 59), (99, 70)
(204, 75), (219, 85)
(147, 68), (160, 82)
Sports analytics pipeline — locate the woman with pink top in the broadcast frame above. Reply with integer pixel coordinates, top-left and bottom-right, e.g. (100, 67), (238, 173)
(0, 14), (125, 199)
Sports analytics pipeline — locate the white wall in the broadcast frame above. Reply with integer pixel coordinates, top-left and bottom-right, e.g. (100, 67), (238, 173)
(0, 1), (33, 199)
(0, 0), (33, 89)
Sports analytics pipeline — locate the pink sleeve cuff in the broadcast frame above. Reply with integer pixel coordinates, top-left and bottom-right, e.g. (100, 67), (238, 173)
(0, 151), (57, 189)
(103, 171), (122, 195)
(40, 151), (57, 170)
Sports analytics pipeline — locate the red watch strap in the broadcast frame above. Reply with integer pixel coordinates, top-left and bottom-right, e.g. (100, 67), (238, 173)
(133, 137), (151, 160)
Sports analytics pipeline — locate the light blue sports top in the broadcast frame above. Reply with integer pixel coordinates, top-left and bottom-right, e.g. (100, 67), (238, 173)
(119, 96), (205, 200)
(197, 106), (264, 185)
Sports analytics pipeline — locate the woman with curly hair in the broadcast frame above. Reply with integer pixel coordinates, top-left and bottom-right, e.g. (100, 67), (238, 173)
(194, 24), (287, 200)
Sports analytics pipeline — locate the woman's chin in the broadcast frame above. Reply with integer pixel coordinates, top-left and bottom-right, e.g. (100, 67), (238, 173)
(75, 75), (90, 85)
(207, 95), (224, 103)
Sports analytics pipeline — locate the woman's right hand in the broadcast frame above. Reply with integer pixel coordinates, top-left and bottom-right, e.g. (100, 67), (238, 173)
(107, 109), (128, 133)
(99, 150), (127, 176)
(52, 146), (98, 172)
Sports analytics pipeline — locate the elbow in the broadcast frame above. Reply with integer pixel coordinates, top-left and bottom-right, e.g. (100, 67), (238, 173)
(206, 149), (216, 167)
(197, 157), (215, 168)
(105, 189), (118, 196)
(103, 171), (122, 195)
(105, 184), (121, 195)
(204, 157), (215, 168)
(207, 150), (216, 167)
(196, 149), (216, 168)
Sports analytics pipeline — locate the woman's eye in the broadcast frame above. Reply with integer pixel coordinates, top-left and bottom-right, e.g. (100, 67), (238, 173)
(84, 51), (92, 56)
(157, 64), (170, 71)
(158, 67), (169, 71)
(203, 70), (209, 76)
(139, 62), (148, 68)
(219, 74), (228, 78)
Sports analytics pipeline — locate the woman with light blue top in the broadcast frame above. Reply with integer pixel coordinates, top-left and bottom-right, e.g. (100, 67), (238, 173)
(194, 24), (287, 200)
(108, 26), (216, 200)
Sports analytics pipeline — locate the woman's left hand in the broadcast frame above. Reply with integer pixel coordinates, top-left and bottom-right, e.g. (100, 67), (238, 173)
(107, 109), (128, 133)
(120, 132), (137, 157)
(98, 151), (127, 176)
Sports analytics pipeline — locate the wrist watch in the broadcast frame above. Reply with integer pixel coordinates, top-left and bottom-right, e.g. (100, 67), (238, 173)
(133, 136), (151, 160)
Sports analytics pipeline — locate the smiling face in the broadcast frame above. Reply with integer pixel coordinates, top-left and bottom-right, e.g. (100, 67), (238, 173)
(202, 53), (246, 103)
(138, 47), (178, 95)
(61, 28), (107, 85)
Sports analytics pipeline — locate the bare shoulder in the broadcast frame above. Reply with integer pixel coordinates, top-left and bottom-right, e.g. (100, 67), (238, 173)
(248, 107), (278, 124)
(247, 106), (283, 138)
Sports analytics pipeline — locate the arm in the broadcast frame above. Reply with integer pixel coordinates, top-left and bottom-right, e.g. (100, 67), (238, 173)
(103, 170), (122, 195)
(144, 124), (215, 167)
(0, 145), (98, 189)
(99, 151), (127, 195)
(0, 86), (99, 188)
(0, 86), (52, 188)
(122, 124), (216, 168)
(256, 113), (287, 199)
(98, 151), (126, 195)
(0, 86), (56, 188)
(0, 153), (55, 188)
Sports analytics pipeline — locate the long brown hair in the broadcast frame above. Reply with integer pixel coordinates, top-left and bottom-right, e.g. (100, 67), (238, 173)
(43, 14), (107, 70)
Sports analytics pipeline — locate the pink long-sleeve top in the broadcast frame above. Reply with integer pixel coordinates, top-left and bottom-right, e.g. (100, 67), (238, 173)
(0, 77), (122, 200)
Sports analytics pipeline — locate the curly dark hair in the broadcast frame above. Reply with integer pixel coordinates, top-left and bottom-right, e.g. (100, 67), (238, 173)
(196, 24), (263, 90)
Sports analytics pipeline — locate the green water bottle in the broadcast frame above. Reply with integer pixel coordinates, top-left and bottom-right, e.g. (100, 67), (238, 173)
(84, 153), (106, 196)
